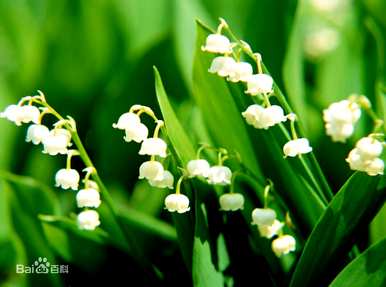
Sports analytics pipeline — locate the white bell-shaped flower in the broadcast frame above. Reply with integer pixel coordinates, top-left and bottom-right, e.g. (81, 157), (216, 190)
(187, 159), (211, 178)
(124, 122), (148, 143)
(245, 74), (274, 95)
(227, 61), (253, 83)
(55, 168), (80, 190)
(139, 138), (167, 158)
(283, 138), (313, 157)
(355, 137), (383, 160)
(77, 210), (100, 230)
(242, 105), (265, 128)
(257, 220), (284, 239)
(26, 124), (50, 145)
(0, 104), (40, 126)
(164, 193), (190, 213)
(76, 188), (101, 208)
(260, 105), (287, 129)
(346, 148), (367, 171)
(149, 170), (174, 189)
(323, 99), (361, 142)
(42, 129), (72, 155)
(251, 208), (276, 226)
(201, 34), (232, 54)
(112, 112), (140, 130)
(219, 193), (244, 211)
(365, 158), (384, 176)
(208, 56), (237, 77)
(207, 165), (232, 185)
(271, 235), (296, 257)
(139, 161), (165, 181)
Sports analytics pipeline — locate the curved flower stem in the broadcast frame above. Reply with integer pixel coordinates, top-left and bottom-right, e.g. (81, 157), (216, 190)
(175, 175), (186, 195)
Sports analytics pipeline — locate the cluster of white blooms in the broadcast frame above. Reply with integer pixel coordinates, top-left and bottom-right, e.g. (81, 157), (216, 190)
(113, 105), (188, 213)
(346, 136), (384, 176)
(323, 98), (361, 142)
(1, 95), (102, 230)
(251, 207), (296, 257)
(203, 20), (313, 159)
(186, 154), (243, 211)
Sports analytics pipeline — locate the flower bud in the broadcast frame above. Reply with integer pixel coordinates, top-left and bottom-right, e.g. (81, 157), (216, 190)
(55, 168), (80, 190)
(164, 193), (190, 213)
(76, 188), (101, 208)
(219, 193), (244, 211)
(77, 210), (100, 230)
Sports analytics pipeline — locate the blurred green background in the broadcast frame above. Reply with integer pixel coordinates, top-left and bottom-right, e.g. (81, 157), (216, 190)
(0, 0), (385, 286)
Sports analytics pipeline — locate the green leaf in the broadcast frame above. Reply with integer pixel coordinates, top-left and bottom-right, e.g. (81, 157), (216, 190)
(330, 237), (386, 287)
(154, 66), (196, 164)
(192, 200), (224, 287)
(290, 172), (382, 287)
(192, 20), (263, 180)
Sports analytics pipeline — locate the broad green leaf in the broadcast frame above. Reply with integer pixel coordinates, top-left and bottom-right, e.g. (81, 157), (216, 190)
(192, 21), (263, 180)
(117, 207), (177, 242)
(371, 203), (386, 244)
(154, 67), (196, 269)
(154, 66), (196, 164)
(290, 172), (382, 287)
(330, 237), (386, 287)
(192, 199), (224, 287)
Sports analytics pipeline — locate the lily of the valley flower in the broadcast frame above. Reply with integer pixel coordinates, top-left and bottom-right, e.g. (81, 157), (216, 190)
(283, 138), (313, 157)
(42, 129), (72, 155)
(139, 138), (167, 158)
(271, 235), (296, 257)
(164, 193), (190, 213)
(26, 124), (50, 145)
(251, 208), (277, 226)
(227, 61), (253, 83)
(207, 165), (232, 185)
(55, 168), (80, 190)
(201, 34), (233, 54)
(323, 99), (361, 142)
(76, 188), (101, 208)
(0, 104), (40, 126)
(219, 193), (245, 211)
(139, 161), (165, 181)
(346, 137), (384, 176)
(77, 210), (101, 230)
(242, 104), (287, 129)
(245, 74), (274, 95)
(257, 220), (284, 239)
(149, 170), (174, 189)
(112, 112), (140, 130)
(208, 56), (237, 77)
(187, 159), (211, 178)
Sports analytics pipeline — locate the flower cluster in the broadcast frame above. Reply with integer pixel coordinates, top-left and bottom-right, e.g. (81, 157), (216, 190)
(202, 19), (313, 158)
(1, 93), (101, 230)
(323, 97), (361, 142)
(346, 136), (384, 176)
(250, 184), (296, 257)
